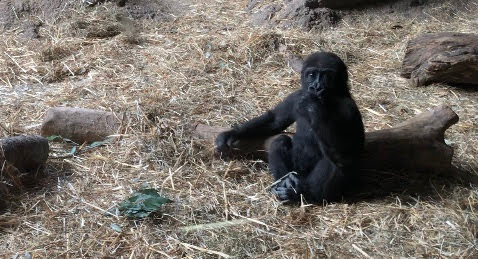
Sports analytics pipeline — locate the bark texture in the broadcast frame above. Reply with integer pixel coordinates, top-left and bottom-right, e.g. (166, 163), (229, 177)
(401, 32), (478, 86)
(41, 107), (123, 143)
(193, 105), (458, 172)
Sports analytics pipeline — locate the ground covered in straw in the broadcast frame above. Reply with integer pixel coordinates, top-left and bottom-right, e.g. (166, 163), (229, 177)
(1, 0), (477, 257)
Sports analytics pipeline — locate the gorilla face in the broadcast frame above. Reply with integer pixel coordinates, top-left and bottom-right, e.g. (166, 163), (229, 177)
(303, 67), (337, 96)
(300, 52), (349, 97)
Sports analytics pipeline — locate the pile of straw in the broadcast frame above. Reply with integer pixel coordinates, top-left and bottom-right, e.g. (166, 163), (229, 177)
(0, 0), (477, 257)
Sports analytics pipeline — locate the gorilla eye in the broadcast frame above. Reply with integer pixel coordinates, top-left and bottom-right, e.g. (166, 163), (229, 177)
(305, 74), (314, 83)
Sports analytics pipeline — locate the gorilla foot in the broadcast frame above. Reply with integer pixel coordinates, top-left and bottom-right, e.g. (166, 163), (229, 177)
(271, 172), (301, 201)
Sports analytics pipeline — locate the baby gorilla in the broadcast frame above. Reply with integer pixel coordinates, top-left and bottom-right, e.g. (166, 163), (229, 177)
(216, 52), (365, 203)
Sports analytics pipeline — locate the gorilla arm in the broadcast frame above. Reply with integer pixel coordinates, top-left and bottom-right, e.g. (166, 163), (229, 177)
(215, 91), (300, 153)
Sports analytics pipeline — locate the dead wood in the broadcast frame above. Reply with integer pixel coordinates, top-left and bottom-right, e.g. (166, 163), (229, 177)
(193, 105), (459, 173)
(401, 32), (478, 86)
(0, 135), (49, 173)
(41, 107), (124, 143)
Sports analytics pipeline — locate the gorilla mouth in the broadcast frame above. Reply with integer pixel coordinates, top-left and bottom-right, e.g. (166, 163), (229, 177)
(309, 85), (325, 96)
(315, 88), (325, 96)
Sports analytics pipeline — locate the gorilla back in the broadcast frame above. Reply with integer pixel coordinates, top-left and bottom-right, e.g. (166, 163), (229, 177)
(216, 52), (364, 203)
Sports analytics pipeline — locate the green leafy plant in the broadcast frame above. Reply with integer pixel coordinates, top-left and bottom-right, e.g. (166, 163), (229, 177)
(118, 188), (172, 219)
(110, 223), (123, 233)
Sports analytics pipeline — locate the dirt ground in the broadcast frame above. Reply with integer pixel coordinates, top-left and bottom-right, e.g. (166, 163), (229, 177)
(0, 0), (477, 257)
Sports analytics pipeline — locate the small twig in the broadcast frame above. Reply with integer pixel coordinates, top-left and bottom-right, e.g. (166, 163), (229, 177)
(266, 171), (298, 190)
(23, 221), (51, 235)
(48, 154), (74, 160)
(4, 52), (27, 73)
(179, 242), (231, 258)
(352, 244), (372, 258)
(232, 213), (271, 231)
(62, 62), (75, 76)
(223, 181), (228, 220)
(79, 198), (119, 219)
(147, 246), (173, 258)
(180, 219), (249, 232)
(0, 122), (10, 134)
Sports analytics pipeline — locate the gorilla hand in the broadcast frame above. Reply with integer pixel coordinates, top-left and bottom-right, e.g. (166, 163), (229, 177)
(215, 130), (239, 154)
(296, 92), (320, 119)
(271, 172), (302, 202)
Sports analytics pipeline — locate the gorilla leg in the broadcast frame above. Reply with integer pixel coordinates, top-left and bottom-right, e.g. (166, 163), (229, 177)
(272, 157), (345, 203)
(268, 135), (293, 180)
(303, 158), (345, 203)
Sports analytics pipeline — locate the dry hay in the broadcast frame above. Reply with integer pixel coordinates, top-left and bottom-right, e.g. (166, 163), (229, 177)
(0, 0), (81, 30)
(0, 0), (478, 257)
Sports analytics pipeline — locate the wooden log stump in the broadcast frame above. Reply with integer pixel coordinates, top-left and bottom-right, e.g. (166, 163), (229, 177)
(401, 32), (478, 86)
(41, 107), (124, 144)
(0, 135), (49, 173)
(0, 135), (49, 190)
(193, 105), (459, 173)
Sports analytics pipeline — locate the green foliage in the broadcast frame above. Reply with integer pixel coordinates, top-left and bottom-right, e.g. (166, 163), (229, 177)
(89, 140), (107, 148)
(69, 146), (77, 155)
(118, 188), (172, 219)
(46, 135), (64, 142)
(110, 223), (123, 233)
(47, 136), (113, 158)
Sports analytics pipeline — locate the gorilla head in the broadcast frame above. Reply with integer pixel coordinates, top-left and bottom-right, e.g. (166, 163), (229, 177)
(300, 52), (350, 97)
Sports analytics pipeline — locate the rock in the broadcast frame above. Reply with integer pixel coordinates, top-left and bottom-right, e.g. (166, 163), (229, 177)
(86, 0), (186, 21)
(250, 3), (282, 27)
(288, 55), (304, 73)
(21, 21), (41, 39)
(247, 0), (427, 13)
(246, 0), (264, 11)
(278, 1), (340, 30)
(305, 0), (427, 9)
(249, 0), (340, 30)
(401, 32), (478, 86)
(247, 0), (430, 30)
(315, 0), (375, 9)
(0, 0), (74, 30)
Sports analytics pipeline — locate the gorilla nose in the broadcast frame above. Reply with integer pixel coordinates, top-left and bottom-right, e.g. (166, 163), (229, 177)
(309, 84), (322, 92)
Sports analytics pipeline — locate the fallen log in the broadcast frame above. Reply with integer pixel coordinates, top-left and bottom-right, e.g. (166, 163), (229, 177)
(0, 135), (49, 190)
(193, 105), (459, 173)
(401, 32), (478, 86)
(41, 107), (124, 144)
(0, 135), (49, 173)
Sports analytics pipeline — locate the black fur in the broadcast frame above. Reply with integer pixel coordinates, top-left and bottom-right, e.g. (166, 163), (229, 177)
(216, 52), (365, 203)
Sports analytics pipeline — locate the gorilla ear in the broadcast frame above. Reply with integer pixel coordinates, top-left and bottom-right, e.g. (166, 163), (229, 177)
(288, 55), (303, 73)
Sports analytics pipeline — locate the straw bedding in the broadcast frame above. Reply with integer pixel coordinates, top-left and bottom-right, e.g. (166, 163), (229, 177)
(0, 0), (477, 257)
